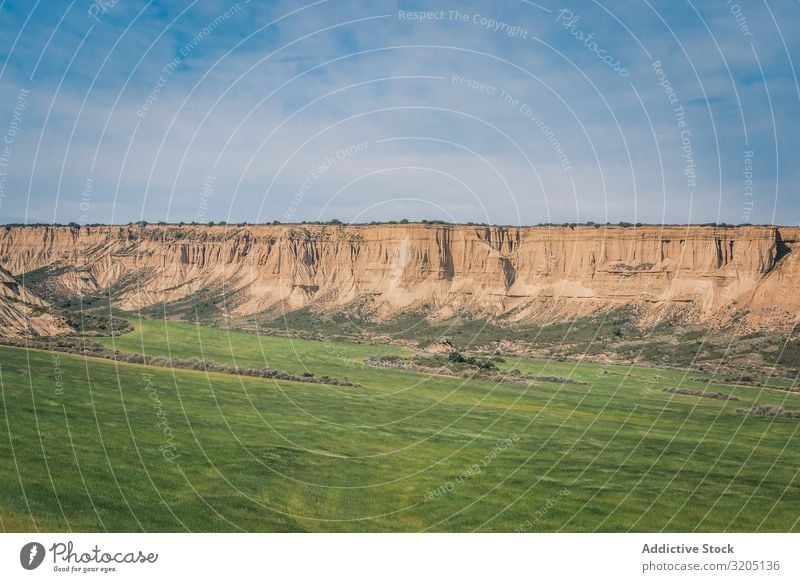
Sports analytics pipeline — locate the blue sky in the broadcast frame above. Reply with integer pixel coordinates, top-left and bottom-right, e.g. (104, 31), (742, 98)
(0, 0), (798, 225)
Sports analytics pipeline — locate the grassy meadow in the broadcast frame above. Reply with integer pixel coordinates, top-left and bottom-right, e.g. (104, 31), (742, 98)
(0, 318), (798, 532)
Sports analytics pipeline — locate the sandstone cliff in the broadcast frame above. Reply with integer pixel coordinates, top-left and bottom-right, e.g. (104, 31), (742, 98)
(0, 265), (70, 338)
(0, 224), (797, 333)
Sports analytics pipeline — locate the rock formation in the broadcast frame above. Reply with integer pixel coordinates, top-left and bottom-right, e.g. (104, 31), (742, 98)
(0, 223), (797, 334)
(0, 265), (70, 338)
(424, 338), (457, 354)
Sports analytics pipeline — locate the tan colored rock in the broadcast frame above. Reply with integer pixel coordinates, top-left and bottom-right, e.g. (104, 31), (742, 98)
(425, 338), (457, 354)
(0, 224), (796, 332)
(0, 265), (70, 338)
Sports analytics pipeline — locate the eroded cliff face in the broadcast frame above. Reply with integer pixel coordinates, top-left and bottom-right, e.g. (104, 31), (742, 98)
(0, 224), (797, 332)
(0, 265), (69, 338)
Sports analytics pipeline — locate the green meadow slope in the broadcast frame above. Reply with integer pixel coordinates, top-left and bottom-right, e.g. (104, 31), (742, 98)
(0, 320), (797, 532)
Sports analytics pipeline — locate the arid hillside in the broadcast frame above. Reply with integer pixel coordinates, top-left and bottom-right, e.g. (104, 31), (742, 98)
(1, 224), (798, 335)
(0, 265), (70, 338)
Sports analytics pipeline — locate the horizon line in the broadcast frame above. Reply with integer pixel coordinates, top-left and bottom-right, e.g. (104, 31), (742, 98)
(1, 220), (796, 229)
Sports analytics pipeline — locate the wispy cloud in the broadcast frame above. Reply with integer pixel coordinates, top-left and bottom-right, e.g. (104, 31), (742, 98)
(0, 0), (798, 225)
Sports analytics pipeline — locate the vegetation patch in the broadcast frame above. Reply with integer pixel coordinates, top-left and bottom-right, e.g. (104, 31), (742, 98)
(365, 353), (585, 386)
(736, 404), (800, 419)
(134, 285), (246, 324)
(0, 336), (357, 387)
(663, 386), (739, 401)
(59, 310), (133, 336)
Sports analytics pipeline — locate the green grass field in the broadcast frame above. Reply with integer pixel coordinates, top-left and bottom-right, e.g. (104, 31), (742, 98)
(0, 318), (798, 532)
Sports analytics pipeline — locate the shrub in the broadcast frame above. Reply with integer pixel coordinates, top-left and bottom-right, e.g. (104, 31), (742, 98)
(737, 404), (800, 419)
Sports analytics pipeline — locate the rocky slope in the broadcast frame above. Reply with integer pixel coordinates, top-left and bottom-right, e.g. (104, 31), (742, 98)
(0, 224), (797, 333)
(0, 265), (70, 338)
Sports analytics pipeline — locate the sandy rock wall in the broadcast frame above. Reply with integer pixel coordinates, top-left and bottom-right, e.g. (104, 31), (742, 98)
(0, 265), (69, 338)
(0, 224), (796, 329)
